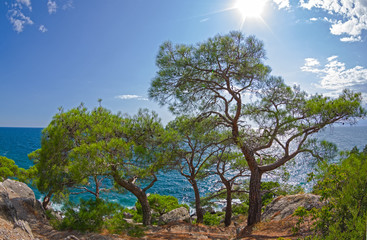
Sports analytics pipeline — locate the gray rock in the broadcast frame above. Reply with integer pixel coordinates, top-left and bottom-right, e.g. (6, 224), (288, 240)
(0, 182), (18, 222)
(2, 179), (46, 224)
(3, 179), (36, 207)
(64, 235), (80, 240)
(261, 194), (323, 221)
(158, 207), (190, 225)
(203, 206), (216, 214)
(0, 181), (36, 239)
(15, 219), (34, 239)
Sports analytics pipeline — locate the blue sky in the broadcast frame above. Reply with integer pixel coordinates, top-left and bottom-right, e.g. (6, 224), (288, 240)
(1, 0), (367, 127)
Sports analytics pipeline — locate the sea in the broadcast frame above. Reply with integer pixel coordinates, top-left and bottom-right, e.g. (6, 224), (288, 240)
(0, 126), (366, 209)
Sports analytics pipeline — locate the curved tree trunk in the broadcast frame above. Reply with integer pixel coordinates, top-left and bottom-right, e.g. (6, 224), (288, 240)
(247, 167), (262, 226)
(112, 174), (151, 226)
(224, 181), (232, 227)
(191, 179), (204, 223)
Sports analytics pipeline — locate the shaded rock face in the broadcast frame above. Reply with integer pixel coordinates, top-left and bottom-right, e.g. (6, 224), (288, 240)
(2, 179), (46, 225)
(0, 182), (18, 222)
(0, 180), (39, 240)
(261, 194), (323, 221)
(158, 207), (190, 225)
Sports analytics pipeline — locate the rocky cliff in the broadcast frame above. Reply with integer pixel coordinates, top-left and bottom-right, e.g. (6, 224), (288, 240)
(0, 179), (45, 240)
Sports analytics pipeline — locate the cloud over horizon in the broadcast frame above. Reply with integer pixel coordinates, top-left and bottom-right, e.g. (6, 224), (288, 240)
(115, 95), (148, 101)
(301, 56), (367, 98)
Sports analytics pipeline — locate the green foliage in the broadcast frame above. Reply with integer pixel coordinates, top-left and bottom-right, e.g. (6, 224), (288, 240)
(149, 30), (366, 226)
(309, 146), (367, 239)
(134, 194), (189, 224)
(292, 206), (316, 234)
(0, 156), (26, 182)
(261, 181), (303, 207)
(58, 198), (120, 232)
(105, 210), (145, 238)
(54, 198), (145, 237)
(232, 202), (249, 216)
(203, 212), (223, 226)
(29, 104), (176, 225)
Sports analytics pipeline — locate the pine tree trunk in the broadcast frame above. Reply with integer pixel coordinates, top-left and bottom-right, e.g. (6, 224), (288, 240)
(191, 179), (203, 223)
(112, 174), (152, 225)
(247, 168), (262, 226)
(224, 182), (232, 227)
(138, 193), (151, 226)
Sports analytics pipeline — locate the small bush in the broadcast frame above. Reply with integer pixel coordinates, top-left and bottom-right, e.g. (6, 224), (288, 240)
(134, 194), (189, 224)
(308, 146), (367, 239)
(203, 212), (223, 226)
(232, 202), (249, 216)
(105, 210), (145, 237)
(58, 198), (120, 232)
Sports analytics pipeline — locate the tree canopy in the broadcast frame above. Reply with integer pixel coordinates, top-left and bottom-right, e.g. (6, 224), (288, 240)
(149, 31), (366, 225)
(29, 105), (176, 225)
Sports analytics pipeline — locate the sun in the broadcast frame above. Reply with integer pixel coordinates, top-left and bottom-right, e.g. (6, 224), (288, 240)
(235, 0), (266, 19)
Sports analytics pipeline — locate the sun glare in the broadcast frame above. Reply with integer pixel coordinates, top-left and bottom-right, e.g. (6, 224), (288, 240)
(235, 0), (266, 19)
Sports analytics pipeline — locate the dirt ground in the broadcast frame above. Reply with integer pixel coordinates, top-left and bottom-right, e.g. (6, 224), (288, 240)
(1, 214), (313, 240)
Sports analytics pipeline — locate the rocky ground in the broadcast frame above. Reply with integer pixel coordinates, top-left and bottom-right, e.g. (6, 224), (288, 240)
(0, 179), (321, 240)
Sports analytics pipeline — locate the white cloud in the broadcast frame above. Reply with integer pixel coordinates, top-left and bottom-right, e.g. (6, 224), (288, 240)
(301, 58), (320, 72)
(6, 0), (75, 33)
(327, 55), (338, 61)
(16, 0), (32, 10)
(301, 56), (367, 97)
(273, 0), (290, 9)
(8, 9), (33, 33)
(309, 17), (318, 21)
(200, 18), (209, 22)
(62, 0), (73, 10)
(39, 25), (48, 33)
(47, 0), (57, 14)
(300, 0), (367, 42)
(115, 95), (148, 101)
(6, 0), (34, 33)
(340, 35), (362, 42)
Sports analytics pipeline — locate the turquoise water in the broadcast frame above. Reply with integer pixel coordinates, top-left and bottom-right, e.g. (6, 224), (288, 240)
(0, 126), (366, 207)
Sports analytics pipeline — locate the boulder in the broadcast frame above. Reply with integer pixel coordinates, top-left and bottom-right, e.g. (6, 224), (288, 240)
(2, 179), (46, 224)
(0, 181), (36, 239)
(204, 206), (216, 214)
(261, 194), (323, 221)
(0, 182), (18, 222)
(3, 179), (36, 207)
(158, 207), (190, 225)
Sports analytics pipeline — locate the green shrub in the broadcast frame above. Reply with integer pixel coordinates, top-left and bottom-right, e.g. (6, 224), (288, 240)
(203, 212), (223, 226)
(134, 194), (189, 224)
(308, 146), (367, 239)
(232, 202), (249, 216)
(58, 198), (120, 232)
(105, 210), (145, 237)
